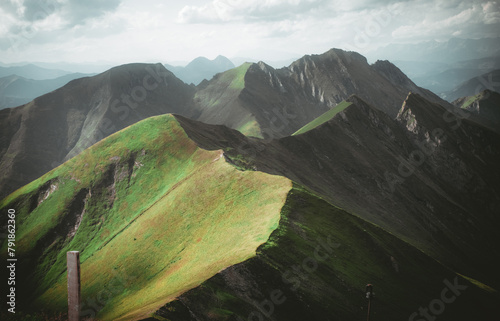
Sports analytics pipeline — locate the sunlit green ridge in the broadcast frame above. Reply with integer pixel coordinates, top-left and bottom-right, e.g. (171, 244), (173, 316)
(0, 114), (291, 320)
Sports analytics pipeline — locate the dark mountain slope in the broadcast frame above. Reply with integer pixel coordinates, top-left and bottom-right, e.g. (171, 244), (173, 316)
(176, 93), (500, 290)
(194, 49), (450, 138)
(452, 89), (500, 134)
(0, 73), (92, 110)
(0, 63), (197, 199)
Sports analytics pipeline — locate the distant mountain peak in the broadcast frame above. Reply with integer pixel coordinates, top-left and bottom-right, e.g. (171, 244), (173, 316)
(166, 55), (235, 85)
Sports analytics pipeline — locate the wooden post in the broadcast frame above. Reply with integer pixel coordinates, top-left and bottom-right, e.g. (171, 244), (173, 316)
(366, 284), (374, 321)
(67, 251), (81, 321)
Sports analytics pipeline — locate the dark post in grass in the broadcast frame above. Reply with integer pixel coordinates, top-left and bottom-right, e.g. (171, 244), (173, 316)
(67, 251), (81, 321)
(366, 284), (374, 321)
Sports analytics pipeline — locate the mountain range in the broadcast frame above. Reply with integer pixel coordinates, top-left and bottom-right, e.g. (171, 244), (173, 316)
(0, 47), (499, 320)
(444, 69), (500, 102)
(0, 73), (93, 110)
(377, 38), (500, 97)
(0, 49), (448, 199)
(368, 37), (500, 63)
(0, 64), (73, 80)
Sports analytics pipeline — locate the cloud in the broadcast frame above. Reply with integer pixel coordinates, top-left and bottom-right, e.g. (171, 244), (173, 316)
(390, 0), (500, 41)
(60, 0), (122, 27)
(0, 0), (124, 52)
(483, 1), (500, 24)
(177, 0), (332, 24)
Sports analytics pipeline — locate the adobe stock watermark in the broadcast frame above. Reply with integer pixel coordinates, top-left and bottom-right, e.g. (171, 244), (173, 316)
(236, 235), (340, 321)
(408, 276), (468, 321)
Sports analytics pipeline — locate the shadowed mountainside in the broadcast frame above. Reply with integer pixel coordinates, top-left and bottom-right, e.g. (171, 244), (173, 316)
(176, 93), (500, 291)
(147, 94), (499, 320)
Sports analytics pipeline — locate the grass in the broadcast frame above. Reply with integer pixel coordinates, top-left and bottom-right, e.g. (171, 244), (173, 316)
(221, 62), (251, 90)
(459, 93), (481, 109)
(0, 114), (292, 320)
(292, 101), (352, 135)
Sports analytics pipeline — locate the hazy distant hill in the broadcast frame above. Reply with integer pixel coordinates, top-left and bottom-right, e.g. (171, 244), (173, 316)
(369, 37), (500, 63)
(0, 63), (72, 80)
(0, 73), (92, 109)
(397, 56), (500, 95)
(444, 69), (500, 102)
(165, 55), (235, 85)
(0, 63), (197, 199)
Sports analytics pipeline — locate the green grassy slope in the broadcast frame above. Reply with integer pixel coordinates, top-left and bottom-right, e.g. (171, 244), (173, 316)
(154, 185), (498, 320)
(0, 114), (291, 320)
(292, 101), (352, 135)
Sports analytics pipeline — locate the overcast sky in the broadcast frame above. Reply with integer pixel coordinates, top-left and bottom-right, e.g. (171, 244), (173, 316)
(0, 0), (499, 66)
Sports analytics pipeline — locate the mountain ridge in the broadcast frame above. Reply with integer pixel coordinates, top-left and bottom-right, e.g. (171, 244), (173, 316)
(2, 100), (498, 319)
(178, 92), (500, 290)
(193, 48), (453, 139)
(0, 48), (466, 199)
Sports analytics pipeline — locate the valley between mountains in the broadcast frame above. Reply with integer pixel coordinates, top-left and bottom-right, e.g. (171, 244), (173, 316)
(0, 48), (499, 321)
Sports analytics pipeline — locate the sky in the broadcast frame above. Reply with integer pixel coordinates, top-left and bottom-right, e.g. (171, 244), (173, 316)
(0, 0), (499, 67)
